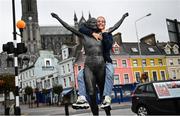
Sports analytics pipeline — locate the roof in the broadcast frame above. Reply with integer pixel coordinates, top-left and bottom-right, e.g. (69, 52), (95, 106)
(40, 26), (72, 35)
(157, 42), (180, 56)
(122, 42), (162, 55)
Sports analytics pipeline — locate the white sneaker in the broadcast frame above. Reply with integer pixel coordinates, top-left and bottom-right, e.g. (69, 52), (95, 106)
(100, 96), (111, 109)
(72, 96), (89, 109)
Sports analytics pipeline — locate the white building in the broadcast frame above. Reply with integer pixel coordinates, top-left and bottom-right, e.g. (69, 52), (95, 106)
(58, 44), (76, 92)
(19, 50), (60, 103)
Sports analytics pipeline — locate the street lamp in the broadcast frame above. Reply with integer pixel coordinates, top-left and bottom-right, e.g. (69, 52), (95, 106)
(16, 20), (26, 37)
(135, 13), (151, 82)
(12, 0), (26, 115)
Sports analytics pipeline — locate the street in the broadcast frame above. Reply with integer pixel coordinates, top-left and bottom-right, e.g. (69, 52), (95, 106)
(0, 102), (136, 115)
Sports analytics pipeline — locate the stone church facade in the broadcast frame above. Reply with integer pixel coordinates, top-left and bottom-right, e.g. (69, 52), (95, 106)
(0, 0), (87, 75)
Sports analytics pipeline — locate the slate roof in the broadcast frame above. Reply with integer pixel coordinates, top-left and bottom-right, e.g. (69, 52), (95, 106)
(40, 26), (72, 35)
(122, 42), (162, 55)
(157, 42), (180, 56)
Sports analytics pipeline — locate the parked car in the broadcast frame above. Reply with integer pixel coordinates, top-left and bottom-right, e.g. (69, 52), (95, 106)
(131, 79), (180, 115)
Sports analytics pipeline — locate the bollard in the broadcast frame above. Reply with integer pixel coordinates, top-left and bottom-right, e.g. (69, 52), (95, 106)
(63, 94), (70, 116)
(5, 107), (10, 115)
(64, 103), (69, 116)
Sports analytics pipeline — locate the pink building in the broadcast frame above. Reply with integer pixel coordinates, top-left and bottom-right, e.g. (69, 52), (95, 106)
(112, 55), (135, 85)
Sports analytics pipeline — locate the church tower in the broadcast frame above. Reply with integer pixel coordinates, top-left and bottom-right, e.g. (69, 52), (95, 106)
(21, 0), (41, 56)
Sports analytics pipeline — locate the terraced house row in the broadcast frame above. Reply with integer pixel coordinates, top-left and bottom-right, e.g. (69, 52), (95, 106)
(74, 33), (180, 87)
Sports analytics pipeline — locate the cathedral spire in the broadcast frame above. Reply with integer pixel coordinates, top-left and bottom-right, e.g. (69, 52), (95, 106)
(74, 11), (78, 22)
(88, 11), (91, 19)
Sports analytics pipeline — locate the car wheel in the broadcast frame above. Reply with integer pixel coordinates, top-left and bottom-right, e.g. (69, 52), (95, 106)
(137, 105), (148, 116)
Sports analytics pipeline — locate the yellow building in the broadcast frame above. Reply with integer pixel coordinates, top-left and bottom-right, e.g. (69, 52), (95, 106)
(130, 56), (168, 82)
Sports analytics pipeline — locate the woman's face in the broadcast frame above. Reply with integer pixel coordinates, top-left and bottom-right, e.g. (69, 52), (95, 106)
(97, 16), (106, 31)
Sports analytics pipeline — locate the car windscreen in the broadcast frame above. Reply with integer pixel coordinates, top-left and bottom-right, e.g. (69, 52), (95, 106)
(153, 80), (180, 99)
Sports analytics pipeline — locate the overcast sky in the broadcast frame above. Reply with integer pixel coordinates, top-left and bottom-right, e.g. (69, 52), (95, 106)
(0, 0), (180, 52)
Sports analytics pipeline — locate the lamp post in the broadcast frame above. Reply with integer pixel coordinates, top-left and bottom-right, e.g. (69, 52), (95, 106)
(135, 13), (151, 82)
(12, 0), (26, 115)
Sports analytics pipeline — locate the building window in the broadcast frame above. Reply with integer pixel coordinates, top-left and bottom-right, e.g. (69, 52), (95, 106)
(46, 60), (50, 66)
(45, 59), (51, 66)
(178, 59), (180, 65)
(47, 79), (50, 88)
(152, 71), (157, 81)
(148, 47), (155, 52)
(131, 48), (138, 52)
(165, 47), (171, 54)
(144, 72), (149, 82)
(135, 72), (140, 83)
(62, 65), (65, 74)
(69, 77), (71, 86)
(122, 60), (127, 67)
(150, 59), (155, 66)
(67, 64), (70, 72)
(173, 47), (179, 54)
(112, 60), (117, 67)
(55, 77), (58, 85)
(124, 74), (129, 84)
(160, 71), (166, 80)
(114, 75), (119, 85)
(142, 59), (146, 67)
(27, 0), (32, 11)
(158, 59), (163, 66)
(172, 70), (176, 79)
(34, 44), (36, 53)
(169, 59), (173, 65)
(52, 78), (55, 85)
(44, 80), (47, 88)
(114, 47), (119, 54)
(133, 59), (138, 67)
(64, 78), (66, 87)
(63, 50), (66, 58)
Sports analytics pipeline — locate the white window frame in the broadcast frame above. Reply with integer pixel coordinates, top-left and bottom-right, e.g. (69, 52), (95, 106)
(150, 59), (155, 66)
(131, 48), (138, 52)
(124, 74), (129, 84)
(114, 74), (120, 85)
(44, 58), (51, 66)
(160, 70), (166, 80)
(152, 70), (158, 81)
(122, 60), (127, 67)
(148, 47), (155, 52)
(133, 59), (138, 67)
(134, 71), (141, 83)
(112, 60), (117, 67)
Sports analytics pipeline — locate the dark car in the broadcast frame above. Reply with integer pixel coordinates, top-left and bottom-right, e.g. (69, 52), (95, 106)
(131, 79), (180, 115)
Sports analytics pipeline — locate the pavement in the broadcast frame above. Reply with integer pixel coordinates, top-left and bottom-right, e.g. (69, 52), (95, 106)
(0, 102), (132, 115)
(60, 102), (131, 115)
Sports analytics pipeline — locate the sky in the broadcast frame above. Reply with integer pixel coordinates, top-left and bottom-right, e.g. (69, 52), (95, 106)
(0, 0), (180, 52)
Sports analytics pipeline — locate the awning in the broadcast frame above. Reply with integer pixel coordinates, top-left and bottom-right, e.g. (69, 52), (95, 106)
(62, 88), (73, 95)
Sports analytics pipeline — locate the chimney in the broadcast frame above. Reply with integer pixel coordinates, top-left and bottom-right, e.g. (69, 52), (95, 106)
(113, 32), (122, 45)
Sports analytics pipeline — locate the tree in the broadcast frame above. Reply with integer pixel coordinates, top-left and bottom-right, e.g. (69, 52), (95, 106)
(0, 74), (15, 93)
(140, 73), (148, 83)
(0, 74), (15, 114)
(24, 86), (33, 108)
(52, 85), (63, 106)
